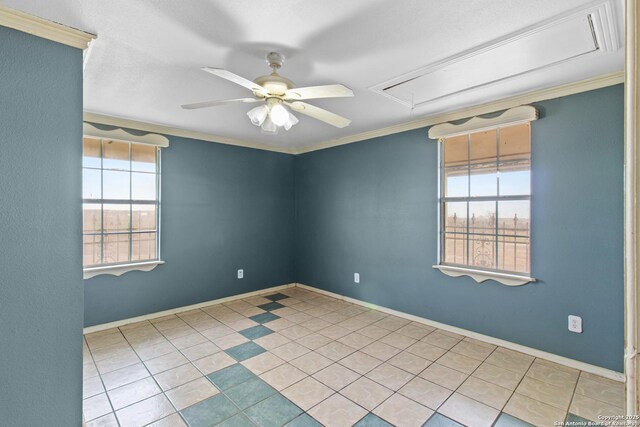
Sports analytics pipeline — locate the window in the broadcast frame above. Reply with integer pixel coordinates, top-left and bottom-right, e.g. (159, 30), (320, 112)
(82, 137), (160, 269)
(438, 121), (532, 281)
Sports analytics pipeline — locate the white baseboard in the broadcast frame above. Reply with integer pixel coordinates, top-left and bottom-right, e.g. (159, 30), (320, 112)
(295, 283), (625, 382)
(82, 283), (296, 335)
(83, 281), (624, 382)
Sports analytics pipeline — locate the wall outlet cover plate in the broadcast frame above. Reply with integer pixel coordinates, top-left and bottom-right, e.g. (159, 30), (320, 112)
(568, 315), (582, 333)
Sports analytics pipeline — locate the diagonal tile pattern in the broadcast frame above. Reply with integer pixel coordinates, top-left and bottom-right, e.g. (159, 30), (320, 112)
(83, 287), (624, 426)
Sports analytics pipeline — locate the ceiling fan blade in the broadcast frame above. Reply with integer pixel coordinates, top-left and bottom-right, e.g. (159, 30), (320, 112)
(286, 101), (351, 128)
(284, 84), (354, 100)
(181, 98), (261, 110)
(202, 67), (267, 95)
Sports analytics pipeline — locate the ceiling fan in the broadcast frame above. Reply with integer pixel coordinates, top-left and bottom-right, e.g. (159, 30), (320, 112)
(181, 52), (354, 134)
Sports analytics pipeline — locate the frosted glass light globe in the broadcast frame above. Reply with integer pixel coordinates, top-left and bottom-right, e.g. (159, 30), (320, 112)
(269, 103), (289, 126)
(247, 105), (269, 126)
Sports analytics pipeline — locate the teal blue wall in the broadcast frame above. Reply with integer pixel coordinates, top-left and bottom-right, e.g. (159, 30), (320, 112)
(0, 22), (623, 427)
(84, 134), (295, 326)
(0, 27), (84, 425)
(82, 87), (623, 371)
(295, 85), (624, 372)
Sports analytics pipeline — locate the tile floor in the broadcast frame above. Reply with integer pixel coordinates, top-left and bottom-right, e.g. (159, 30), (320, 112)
(83, 287), (624, 427)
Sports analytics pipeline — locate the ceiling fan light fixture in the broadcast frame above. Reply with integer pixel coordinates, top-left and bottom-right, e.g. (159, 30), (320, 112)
(184, 52), (353, 132)
(283, 111), (299, 131)
(260, 116), (278, 134)
(269, 102), (289, 127)
(247, 105), (269, 126)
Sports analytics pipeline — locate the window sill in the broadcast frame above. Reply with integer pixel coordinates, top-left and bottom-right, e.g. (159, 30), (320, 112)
(84, 260), (164, 279)
(432, 264), (535, 286)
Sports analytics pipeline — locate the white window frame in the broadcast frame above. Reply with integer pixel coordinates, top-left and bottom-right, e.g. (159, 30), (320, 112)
(429, 106), (538, 286)
(82, 123), (168, 279)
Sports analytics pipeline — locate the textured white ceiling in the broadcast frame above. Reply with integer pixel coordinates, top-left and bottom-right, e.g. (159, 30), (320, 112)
(1, 0), (625, 151)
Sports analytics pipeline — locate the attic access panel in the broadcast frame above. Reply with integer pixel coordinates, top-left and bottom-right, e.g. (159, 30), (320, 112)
(371, 1), (619, 108)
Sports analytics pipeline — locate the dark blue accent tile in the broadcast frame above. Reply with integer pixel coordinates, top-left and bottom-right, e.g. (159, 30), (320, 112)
(207, 364), (255, 390)
(180, 394), (238, 427)
(239, 325), (274, 340)
(225, 342), (266, 362)
(493, 413), (535, 427)
(244, 394), (303, 427)
(215, 413), (255, 427)
(250, 312), (280, 324)
(566, 414), (603, 425)
(225, 377), (277, 409)
(264, 293), (289, 301)
(285, 413), (323, 427)
(258, 302), (285, 311)
(355, 413), (394, 426)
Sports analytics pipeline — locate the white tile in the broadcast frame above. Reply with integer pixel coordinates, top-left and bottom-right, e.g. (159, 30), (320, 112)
(313, 363), (361, 391)
(387, 351), (432, 375)
(241, 351), (286, 375)
(419, 363), (468, 390)
(436, 351), (482, 374)
(398, 377), (452, 410)
(569, 392), (624, 422)
(254, 332), (291, 350)
(516, 376), (573, 410)
(282, 377), (334, 410)
(271, 341), (311, 361)
(340, 377), (393, 410)
(373, 393), (434, 427)
(439, 393), (500, 427)
(165, 377), (219, 411)
(100, 363), (150, 391)
(144, 351), (188, 375)
(339, 351), (383, 375)
(484, 348), (534, 374)
(192, 352), (236, 375)
(366, 363), (415, 391)
(83, 393), (113, 421)
(458, 376), (512, 410)
(180, 341), (221, 361)
(83, 375), (105, 399)
(308, 393), (368, 427)
(154, 364), (202, 391)
(575, 375), (624, 407)
(290, 351), (333, 375)
(115, 394), (175, 427)
(108, 377), (161, 410)
(316, 341), (357, 361)
(259, 363), (307, 390)
(504, 392), (567, 426)
(360, 341), (401, 361)
(472, 362), (523, 390)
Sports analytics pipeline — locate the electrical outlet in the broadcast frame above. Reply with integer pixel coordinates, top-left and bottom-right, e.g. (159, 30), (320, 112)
(237, 269), (244, 279)
(354, 273), (360, 284)
(568, 315), (582, 333)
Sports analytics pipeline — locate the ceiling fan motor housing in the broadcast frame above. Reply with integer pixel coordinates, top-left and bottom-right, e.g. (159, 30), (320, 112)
(253, 73), (295, 97)
(252, 52), (294, 96)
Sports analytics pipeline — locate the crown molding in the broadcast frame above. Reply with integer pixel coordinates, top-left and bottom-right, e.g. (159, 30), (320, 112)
(295, 71), (624, 154)
(83, 112), (295, 155)
(0, 5), (95, 49)
(85, 72), (622, 156)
